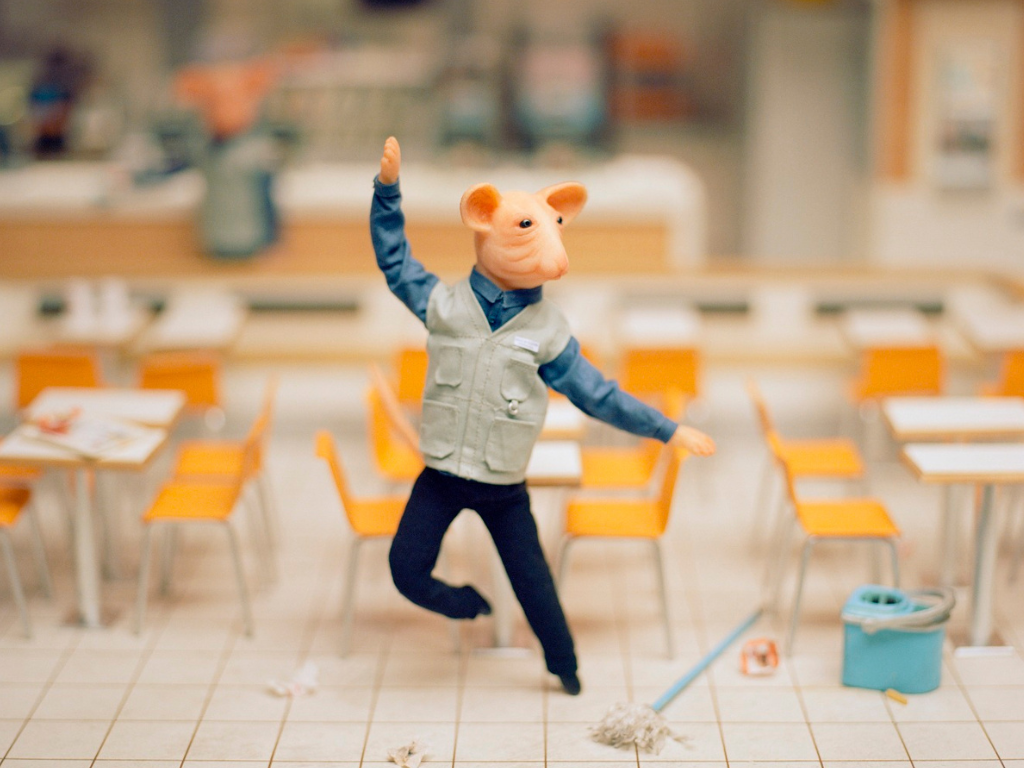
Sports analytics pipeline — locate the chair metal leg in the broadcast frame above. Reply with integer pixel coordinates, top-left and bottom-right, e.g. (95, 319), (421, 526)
(767, 515), (797, 614)
(887, 539), (901, 588)
(134, 525), (155, 635)
(225, 523), (254, 637)
(339, 537), (364, 657)
(555, 535), (574, 587)
(256, 470), (280, 548)
(651, 539), (674, 659)
(786, 537), (815, 655)
(26, 504), (53, 598)
(159, 525), (178, 596)
(0, 529), (31, 638)
(242, 487), (273, 587)
(1008, 487), (1024, 583)
(747, 454), (776, 551)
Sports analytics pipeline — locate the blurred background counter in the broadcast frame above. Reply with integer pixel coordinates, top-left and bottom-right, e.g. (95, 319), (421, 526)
(0, 154), (705, 279)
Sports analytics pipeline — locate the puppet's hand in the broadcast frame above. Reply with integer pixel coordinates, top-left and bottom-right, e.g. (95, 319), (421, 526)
(670, 424), (716, 456)
(380, 136), (401, 185)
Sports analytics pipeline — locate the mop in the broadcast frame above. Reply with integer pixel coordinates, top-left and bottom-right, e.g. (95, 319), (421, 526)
(590, 608), (763, 754)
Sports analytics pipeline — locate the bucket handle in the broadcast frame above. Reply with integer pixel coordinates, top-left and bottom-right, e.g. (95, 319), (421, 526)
(843, 588), (956, 634)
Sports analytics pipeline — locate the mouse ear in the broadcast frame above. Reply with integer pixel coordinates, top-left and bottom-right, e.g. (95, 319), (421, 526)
(538, 182), (587, 225)
(460, 184), (502, 232)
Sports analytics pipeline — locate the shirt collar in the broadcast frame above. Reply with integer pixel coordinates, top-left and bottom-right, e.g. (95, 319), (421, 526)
(470, 267), (543, 309)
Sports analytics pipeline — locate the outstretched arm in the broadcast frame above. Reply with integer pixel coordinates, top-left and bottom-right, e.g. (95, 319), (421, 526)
(540, 337), (715, 456)
(370, 136), (439, 324)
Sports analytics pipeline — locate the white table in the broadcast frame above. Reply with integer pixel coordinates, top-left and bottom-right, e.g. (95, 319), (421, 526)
(0, 388), (185, 628)
(956, 306), (1024, 354)
(883, 396), (1024, 588)
(25, 387), (188, 428)
(540, 400), (587, 441)
(841, 308), (933, 350)
(618, 305), (702, 346)
(902, 443), (1024, 648)
(883, 396), (1024, 442)
(134, 291), (247, 352)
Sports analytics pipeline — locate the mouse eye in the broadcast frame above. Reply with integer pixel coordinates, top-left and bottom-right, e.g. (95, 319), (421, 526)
(519, 219), (533, 228)
(557, 216), (563, 224)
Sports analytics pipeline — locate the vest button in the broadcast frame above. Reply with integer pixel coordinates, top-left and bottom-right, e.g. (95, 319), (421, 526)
(508, 399), (520, 415)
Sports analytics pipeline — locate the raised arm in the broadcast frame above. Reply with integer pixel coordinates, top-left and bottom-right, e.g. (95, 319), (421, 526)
(540, 337), (715, 455)
(370, 136), (439, 324)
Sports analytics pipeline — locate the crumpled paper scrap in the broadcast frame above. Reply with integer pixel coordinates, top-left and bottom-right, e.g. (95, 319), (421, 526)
(387, 740), (429, 768)
(267, 661), (318, 697)
(589, 702), (689, 755)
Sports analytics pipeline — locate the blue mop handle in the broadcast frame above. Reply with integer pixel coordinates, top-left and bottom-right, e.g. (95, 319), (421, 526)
(651, 608), (763, 713)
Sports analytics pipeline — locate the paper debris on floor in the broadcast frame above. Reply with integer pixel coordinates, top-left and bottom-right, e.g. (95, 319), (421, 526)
(387, 739), (429, 767)
(267, 661), (319, 697)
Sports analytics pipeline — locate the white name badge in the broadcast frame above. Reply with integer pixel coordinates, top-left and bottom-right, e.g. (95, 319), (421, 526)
(514, 336), (540, 353)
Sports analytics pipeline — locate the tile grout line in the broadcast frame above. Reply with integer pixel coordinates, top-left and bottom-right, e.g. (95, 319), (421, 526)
(945, 648), (1009, 767)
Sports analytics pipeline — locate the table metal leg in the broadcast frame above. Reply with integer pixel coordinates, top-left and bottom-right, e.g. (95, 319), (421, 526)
(939, 484), (958, 588)
(970, 483), (998, 647)
(74, 468), (103, 628)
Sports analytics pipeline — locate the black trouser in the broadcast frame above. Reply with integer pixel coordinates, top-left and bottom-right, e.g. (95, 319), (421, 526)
(389, 467), (577, 676)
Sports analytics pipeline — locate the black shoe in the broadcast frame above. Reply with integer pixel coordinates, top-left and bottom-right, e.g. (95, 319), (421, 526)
(559, 673), (582, 696)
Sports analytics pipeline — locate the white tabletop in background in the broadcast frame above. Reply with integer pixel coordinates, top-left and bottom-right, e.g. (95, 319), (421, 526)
(137, 299), (247, 352)
(0, 423), (169, 470)
(541, 400), (586, 440)
(883, 397), (1024, 441)
(956, 306), (1024, 354)
(841, 309), (933, 349)
(902, 443), (1024, 484)
(618, 306), (702, 346)
(55, 307), (150, 347)
(24, 387), (186, 429)
(526, 440), (582, 487)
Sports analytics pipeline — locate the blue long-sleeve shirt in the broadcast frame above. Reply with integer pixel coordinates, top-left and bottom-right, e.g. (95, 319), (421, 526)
(371, 176), (677, 443)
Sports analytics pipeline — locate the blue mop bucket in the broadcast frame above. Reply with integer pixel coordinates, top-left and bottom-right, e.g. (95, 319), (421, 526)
(841, 585), (955, 694)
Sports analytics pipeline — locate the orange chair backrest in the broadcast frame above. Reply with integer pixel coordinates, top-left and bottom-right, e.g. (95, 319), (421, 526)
(139, 352), (221, 409)
(16, 348), (102, 409)
(654, 447), (686, 536)
(992, 350), (1024, 396)
(395, 347), (428, 405)
(367, 386), (401, 469)
(856, 345), (943, 398)
(621, 347), (700, 400)
(314, 430), (356, 525)
(746, 378), (776, 436)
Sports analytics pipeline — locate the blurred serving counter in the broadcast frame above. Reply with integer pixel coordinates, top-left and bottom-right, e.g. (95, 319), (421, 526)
(0, 155), (705, 279)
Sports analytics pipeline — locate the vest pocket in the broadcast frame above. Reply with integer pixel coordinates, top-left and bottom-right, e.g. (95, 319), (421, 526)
(434, 345), (463, 387)
(500, 358), (539, 402)
(420, 399), (459, 459)
(485, 416), (537, 474)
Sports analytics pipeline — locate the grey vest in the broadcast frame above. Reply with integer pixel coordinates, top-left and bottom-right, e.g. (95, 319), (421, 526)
(419, 278), (572, 484)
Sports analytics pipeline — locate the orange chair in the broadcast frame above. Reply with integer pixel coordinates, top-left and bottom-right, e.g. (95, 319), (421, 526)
(0, 484), (53, 637)
(556, 446), (686, 658)
(979, 349), (1024, 397)
(171, 378), (279, 552)
(621, 346), (700, 420)
(138, 351), (224, 430)
(315, 430), (411, 655)
(394, 347), (429, 409)
(16, 347), (102, 409)
(767, 446), (900, 654)
(135, 422), (263, 636)
(366, 365), (423, 485)
(747, 379), (864, 547)
(850, 345), (944, 401)
(580, 439), (663, 490)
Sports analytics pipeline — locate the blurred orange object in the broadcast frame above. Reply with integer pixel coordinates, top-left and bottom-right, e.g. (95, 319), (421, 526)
(740, 637), (779, 676)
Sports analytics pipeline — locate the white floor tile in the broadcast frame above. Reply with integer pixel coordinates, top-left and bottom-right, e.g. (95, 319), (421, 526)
(966, 685), (1024, 720)
(801, 685), (890, 722)
(720, 722), (819, 762)
(715, 685), (805, 722)
(273, 721), (368, 762)
(97, 719), (196, 761)
(185, 720), (280, 761)
(31, 683), (125, 720)
(897, 722), (999, 761)
(8, 720), (110, 760)
(118, 684), (209, 721)
(202, 684), (290, 721)
(0, 683), (44, 719)
(811, 722), (909, 761)
(284, 686), (374, 722)
(455, 721), (545, 761)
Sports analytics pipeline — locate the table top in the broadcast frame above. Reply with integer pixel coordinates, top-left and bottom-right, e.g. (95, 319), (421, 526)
(902, 442), (1024, 484)
(526, 441), (582, 487)
(956, 306), (1024, 354)
(841, 309), (934, 349)
(0, 422), (170, 470)
(541, 400), (587, 441)
(24, 387), (187, 429)
(135, 294), (247, 352)
(55, 307), (150, 348)
(882, 396), (1024, 441)
(618, 306), (702, 346)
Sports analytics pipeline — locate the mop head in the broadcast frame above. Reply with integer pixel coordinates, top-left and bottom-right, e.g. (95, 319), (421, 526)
(589, 701), (686, 755)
